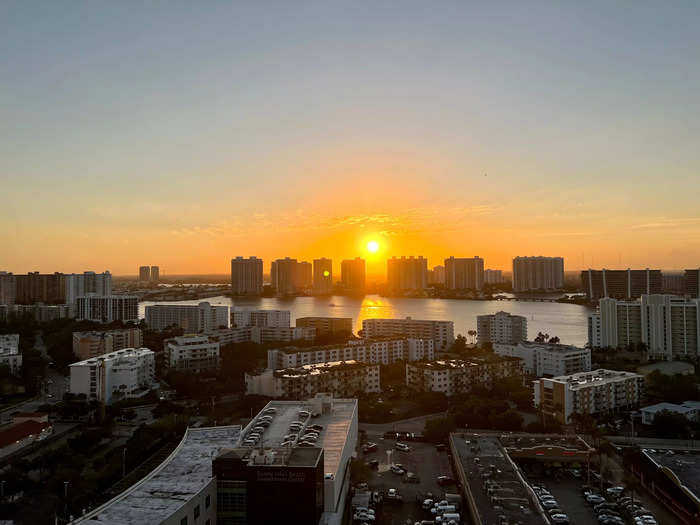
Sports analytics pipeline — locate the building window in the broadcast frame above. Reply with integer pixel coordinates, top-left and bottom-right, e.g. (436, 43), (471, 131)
(205, 494), (210, 508)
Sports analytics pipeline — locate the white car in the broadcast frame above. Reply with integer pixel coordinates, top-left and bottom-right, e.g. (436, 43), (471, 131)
(390, 465), (405, 475)
(395, 442), (410, 452)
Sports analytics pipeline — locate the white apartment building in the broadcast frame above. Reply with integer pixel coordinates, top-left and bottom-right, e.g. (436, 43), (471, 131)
(387, 256), (428, 292)
(444, 256), (485, 290)
(232, 309), (291, 328)
(267, 337), (434, 369)
(494, 341), (591, 377)
(640, 401), (700, 425)
(245, 360), (380, 398)
(145, 302), (229, 333)
(588, 294), (700, 360)
(477, 311), (528, 345)
(75, 295), (139, 323)
(207, 327), (253, 346)
(69, 347), (155, 404)
(72, 328), (143, 360)
(533, 369), (644, 423)
(361, 317), (454, 351)
(0, 334), (22, 375)
(230, 256), (263, 296)
(165, 335), (220, 373)
(405, 357), (523, 396)
(65, 271), (112, 307)
(250, 326), (315, 344)
(512, 256), (564, 292)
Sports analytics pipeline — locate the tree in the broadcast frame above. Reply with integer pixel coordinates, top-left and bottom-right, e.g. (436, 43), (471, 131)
(424, 415), (456, 443)
(451, 335), (467, 353)
(650, 411), (692, 439)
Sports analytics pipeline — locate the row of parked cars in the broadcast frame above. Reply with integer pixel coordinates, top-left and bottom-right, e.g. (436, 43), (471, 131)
(583, 485), (658, 525)
(242, 407), (277, 446)
(280, 409), (324, 447)
(531, 483), (570, 524)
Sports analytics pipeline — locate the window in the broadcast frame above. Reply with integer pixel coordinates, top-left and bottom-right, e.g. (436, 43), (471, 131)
(205, 494), (210, 508)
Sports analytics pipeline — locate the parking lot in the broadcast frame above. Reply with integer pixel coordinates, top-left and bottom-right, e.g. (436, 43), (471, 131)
(357, 436), (459, 525)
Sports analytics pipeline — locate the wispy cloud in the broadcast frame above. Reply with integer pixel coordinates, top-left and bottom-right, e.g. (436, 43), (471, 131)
(630, 217), (700, 230)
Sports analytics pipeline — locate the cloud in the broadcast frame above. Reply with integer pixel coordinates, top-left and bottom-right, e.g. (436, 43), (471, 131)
(630, 217), (700, 230)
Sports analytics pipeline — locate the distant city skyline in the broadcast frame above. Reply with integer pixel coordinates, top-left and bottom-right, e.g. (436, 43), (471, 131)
(2, 2), (700, 274)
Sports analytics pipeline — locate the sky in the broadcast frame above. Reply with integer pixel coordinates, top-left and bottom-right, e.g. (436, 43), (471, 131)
(2, 1), (700, 278)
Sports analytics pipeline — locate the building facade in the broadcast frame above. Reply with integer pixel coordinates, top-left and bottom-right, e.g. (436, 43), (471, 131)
(165, 335), (221, 373)
(405, 357), (523, 396)
(494, 341), (591, 377)
(361, 317), (454, 351)
(15, 272), (66, 304)
(427, 265), (445, 285)
(340, 258), (366, 293)
(484, 269), (504, 285)
(139, 266), (151, 281)
(387, 256), (428, 292)
(267, 337), (434, 369)
(270, 258), (311, 295)
(0, 334), (22, 375)
(230, 257), (263, 296)
(685, 268), (700, 298)
(69, 347), (155, 404)
(295, 317), (353, 337)
(0, 272), (16, 305)
(476, 311), (528, 345)
(533, 369), (644, 423)
(75, 295), (139, 323)
(245, 360), (380, 398)
(0, 303), (72, 322)
(72, 328), (143, 361)
(313, 258), (333, 295)
(512, 256), (564, 292)
(150, 266), (160, 282)
(65, 271), (112, 307)
(145, 302), (229, 333)
(232, 309), (291, 328)
(444, 256), (485, 290)
(581, 268), (663, 300)
(250, 326), (316, 344)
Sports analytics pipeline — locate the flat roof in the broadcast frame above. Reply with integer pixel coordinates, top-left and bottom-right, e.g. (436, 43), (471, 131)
(217, 447), (323, 468)
(409, 356), (520, 371)
(70, 347), (154, 367)
(641, 402), (697, 415)
(248, 399), (357, 479)
(273, 360), (372, 378)
(644, 449), (700, 504)
(270, 337), (426, 355)
(547, 368), (642, 388)
(516, 341), (588, 354)
(362, 317), (452, 324)
(74, 425), (241, 524)
(451, 432), (544, 525)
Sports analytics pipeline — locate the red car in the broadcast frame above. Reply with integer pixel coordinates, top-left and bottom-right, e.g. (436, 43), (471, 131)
(362, 442), (378, 453)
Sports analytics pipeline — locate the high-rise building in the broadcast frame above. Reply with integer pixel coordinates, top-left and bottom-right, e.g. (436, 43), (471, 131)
(484, 269), (504, 285)
(685, 268), (700, 298)
(581, 268), (663, 300)
(361, 317), (454, 351)
(138, 266), (151, 282)
(0, 272), (16, 305)
(72, 328), (143, 360)
(340, 258), (365, 293)
(444, 256), (484, 290)
(476, 311), (527, 345)
(589, 294), (700, 360)
(312, 258), (333, 295)
(230, 256), (263, 296)
(295, 317), (353, 337)
(387, 256), (428, 292)
(75, 295), (139, 323)
(145, 302), (229, 333)
(427, 265), (445, 285)
(296, 261), (312, 290)
(271, 258), (301, 295)
(512, 256), (564, 292)
(150, 266), (160, 282)
(65, 271), (112, 307)
(232, 309), (291, 328)
(15, 272), (66, 304)
(69, 347), (155, 404)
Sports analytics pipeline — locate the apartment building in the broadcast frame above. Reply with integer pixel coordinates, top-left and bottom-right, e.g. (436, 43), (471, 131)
(427, 265), (445, 285)
(0, 272), (16, 305)
(313, 258), (333, 295)
(267, 337), (434, 369)
(75, 295), (139, 323)
(69, 348), (155, 404)
(533, 369), (644, 424)
(484, 269), (504, 285)
(0, 334), (22, 375)
(150, 266), (160, 282)
(686, 269), (700, 298)
(405, 356), (523, 396)
(588, 294), (700, 360)
(15, 272), (66, 304)
(230, 257), (264, 296)
(295, 317), (353, 337)
(65, 271), (112, 307)
(340, 258), (366, 293)
(232, 309), (290, 328)
(138, 266), (151, 282)
(145, 302), (229, 333)
(512, 256), (564, 292)
(387, 256), (428, 292)
(207, 327), (253, 346)
(361, 317), (454, 351)
(444, 256), (485, 290)
(0, 303), (72, 322)
(164, 335), (220, 373)
(494, 341), (591, 377)
(250, 326), (316, 344)
(245, 360), (380, 398)
(581, 268), (663, 300)
(72, 328), (143, 360)
(477, 311), (528, 345)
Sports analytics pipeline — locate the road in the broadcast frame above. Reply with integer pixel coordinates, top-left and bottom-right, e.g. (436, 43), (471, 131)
(359, 412), (446, 435)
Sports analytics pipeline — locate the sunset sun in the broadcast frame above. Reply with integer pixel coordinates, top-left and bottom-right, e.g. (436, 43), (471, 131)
(367, 240), (380, 253)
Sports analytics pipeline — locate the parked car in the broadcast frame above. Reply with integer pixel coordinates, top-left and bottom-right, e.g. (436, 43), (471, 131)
(367, 459), (379, 469)
(437, 476), (456, 486)
(395, 442), (410, 452)
(390, 465), (406, 475)
(363, 442), (378, 453)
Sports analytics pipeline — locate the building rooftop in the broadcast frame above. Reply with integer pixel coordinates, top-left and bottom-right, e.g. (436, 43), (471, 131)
(516, 341), (588, 354)
(644, 449), (700, 505)
(409, 356), (520, 371)
(168, 335), (213, 346)
(0, 421), (51, 449)
(362, 316), (452, 324)
(637, 361), (696, 376)
(70, 347), (154, 367)
(273, 360), (372, 379)
(74, 425), (241, 525)
(640, 402), (697, 415)
(218, 446), (323, 468)
(548, 369), (642, 389)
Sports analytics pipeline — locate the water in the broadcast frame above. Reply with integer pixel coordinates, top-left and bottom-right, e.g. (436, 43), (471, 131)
(138, 295), (593, 346)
